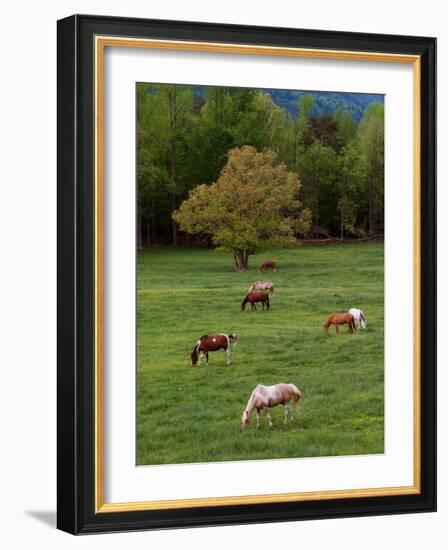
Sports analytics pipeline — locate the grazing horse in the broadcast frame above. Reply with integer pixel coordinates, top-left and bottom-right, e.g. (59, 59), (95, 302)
(323, 312), (355, 335)
(349, 308), (366, 329)
(248, 281), (274, 294)
(242, 383), (302, 428)
(260, 260), (277, 272)
(191, 333), (239, 367)
(241, 292), (270, 311)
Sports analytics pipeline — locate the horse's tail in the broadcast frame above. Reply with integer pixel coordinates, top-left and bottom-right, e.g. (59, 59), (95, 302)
(289, 384), (302, 415)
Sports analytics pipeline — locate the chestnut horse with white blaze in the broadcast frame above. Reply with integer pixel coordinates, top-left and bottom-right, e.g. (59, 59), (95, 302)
(259, 260), (277, 272)
(248, 281), (274, 294)
(242, 383), (302, 428)
(191, 333), (239, 367)
(323, 312), (355, 335)
(241, 291), (270, 311)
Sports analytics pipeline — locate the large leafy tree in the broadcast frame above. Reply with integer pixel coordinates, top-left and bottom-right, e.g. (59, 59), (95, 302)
(173, 146), (311, 270)
(137, 149), (172, 248)
(300, 114), (343, 152)
(296, 142), (339, 234)
(137, 84), (194, 245)
(333, 107), (357, 146)
(359, 102), (384, 236)
(337, 141), (365, 239)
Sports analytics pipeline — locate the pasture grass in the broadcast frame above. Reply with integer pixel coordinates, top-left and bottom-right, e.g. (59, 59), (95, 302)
(136, 243), (384, 465)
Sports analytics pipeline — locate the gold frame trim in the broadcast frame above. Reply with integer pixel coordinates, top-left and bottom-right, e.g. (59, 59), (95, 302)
(94, 36), (421, 513)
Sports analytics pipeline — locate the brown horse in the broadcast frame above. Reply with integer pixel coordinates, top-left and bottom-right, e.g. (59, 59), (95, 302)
(323, 312), (355, 335)
(191, 333), (239, 366)
(241, 292), (270, 311)
(260, 260), (277, 272)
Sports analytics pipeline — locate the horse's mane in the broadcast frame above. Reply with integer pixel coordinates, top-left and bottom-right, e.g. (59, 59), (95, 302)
(246, 384), (262, 411)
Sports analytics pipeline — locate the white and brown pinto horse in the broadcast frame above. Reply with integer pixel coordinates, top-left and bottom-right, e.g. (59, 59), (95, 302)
(248, 281), (274, 294)
(349, 308), (366, 329)
(242, 383), (302, 428)
(191, 333), (239, 367)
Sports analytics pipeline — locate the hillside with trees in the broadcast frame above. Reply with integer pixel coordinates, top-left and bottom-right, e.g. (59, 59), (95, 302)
(137, 84), (384, 249)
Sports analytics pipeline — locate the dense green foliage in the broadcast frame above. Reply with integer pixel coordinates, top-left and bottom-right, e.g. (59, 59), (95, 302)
(173, 146), (311, 270)
(137, 84), (384, 247)
(136, 244), (384, 465)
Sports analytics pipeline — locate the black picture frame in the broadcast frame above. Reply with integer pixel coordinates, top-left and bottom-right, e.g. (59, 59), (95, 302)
(57, 14), (436, 535)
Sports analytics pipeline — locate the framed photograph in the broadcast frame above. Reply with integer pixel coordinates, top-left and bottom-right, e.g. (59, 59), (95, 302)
(57, 14), (436, 534)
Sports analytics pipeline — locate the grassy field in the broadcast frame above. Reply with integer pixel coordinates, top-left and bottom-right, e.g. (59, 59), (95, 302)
(137, 243), (384, 465)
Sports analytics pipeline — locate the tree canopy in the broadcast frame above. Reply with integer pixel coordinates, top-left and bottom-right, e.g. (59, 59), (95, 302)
(137, 83), (384, 248)
(173, 146), (311, 270)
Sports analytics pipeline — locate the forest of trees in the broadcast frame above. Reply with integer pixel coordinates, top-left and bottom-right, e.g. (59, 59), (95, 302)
(137, 84), (384, 248)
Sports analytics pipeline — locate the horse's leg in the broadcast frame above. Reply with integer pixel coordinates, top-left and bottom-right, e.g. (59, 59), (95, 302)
(286, 403), (293, 422)
(336, 324), (339, 335)
(263, 406), (273, 428)
(206, 352), (209, 363)
(226, 347), (232, 366)
(256, 409), (260, 429)
(283, 405), (288, 424)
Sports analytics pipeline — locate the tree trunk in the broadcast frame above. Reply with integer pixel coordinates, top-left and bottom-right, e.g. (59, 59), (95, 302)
(169, 87), (178, 246)
(368, 177), (378, 237)
(233, 249), (249, 271)
(171, 194), (178, 246)
(371, 183), (378, 237)
(146, 217), (151, 247)
(137, 215), (143, 250)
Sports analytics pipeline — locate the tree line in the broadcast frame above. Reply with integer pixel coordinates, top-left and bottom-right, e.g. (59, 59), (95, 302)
(137, 84), (384, 248)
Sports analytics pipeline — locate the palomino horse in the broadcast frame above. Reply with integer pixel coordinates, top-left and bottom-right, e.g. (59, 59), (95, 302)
(260, 260), (277, 272)
(241, 291), (270, 311)
(191, 333), (239, 367)
(248, 281), (274, 294)
(323, 312), (355, 335)
(242, 383), (302, 428)
(349, 308), (366, 329)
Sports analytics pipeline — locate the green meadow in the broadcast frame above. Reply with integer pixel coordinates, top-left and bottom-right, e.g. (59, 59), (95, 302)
(136, 243), (384, 465)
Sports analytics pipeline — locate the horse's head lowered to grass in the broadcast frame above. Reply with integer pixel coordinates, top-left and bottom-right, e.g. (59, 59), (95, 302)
(191, 333), (239, 367)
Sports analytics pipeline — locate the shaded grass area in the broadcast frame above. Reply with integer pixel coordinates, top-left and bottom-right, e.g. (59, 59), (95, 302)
(137, 244), (384, 465)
